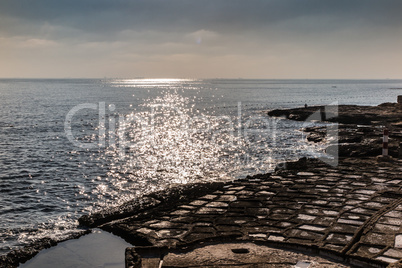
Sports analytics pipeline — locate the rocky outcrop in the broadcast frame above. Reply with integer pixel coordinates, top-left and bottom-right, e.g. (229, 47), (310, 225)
(268, 102), (402, 158)
(268, 103), (401, 128)
(303, 125), (400, 157)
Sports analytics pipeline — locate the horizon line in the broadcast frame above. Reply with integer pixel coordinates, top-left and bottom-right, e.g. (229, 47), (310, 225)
(1, 77), (402, 80)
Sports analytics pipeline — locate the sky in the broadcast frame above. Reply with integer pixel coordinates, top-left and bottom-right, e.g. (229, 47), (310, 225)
(0, 0), (402, 79)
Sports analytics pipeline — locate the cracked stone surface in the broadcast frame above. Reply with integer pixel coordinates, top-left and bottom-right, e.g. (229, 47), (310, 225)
(161, 242), (349, 267)
(83, 157), (402, 267)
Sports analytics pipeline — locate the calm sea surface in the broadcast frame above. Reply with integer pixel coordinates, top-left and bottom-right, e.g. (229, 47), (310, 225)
(1, 79), (401, 254)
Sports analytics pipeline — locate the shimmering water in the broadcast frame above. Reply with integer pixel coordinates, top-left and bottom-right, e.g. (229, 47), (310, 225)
(1, 78), (401, 254)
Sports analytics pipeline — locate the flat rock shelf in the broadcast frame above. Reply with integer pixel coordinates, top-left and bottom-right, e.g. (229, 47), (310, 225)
(77, 157), (402, 268)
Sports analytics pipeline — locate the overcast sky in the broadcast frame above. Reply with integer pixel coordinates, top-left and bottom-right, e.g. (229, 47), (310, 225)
(1, 0), (401, 79)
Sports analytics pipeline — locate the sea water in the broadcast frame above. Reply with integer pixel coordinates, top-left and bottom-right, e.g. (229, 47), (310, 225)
(1, 78), (401, 254)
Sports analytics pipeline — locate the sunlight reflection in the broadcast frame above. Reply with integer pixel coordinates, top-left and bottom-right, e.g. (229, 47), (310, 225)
(110, 78), (196, 88)
(83, 81), (320, 211)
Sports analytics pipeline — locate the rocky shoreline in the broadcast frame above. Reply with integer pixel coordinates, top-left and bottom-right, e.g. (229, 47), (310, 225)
(2, 169), (401, 268)
(94, 157), (401, 268)
(268, 102), (402, 158)
(267, 102), (401, 127)
(1, 101), (401, 268)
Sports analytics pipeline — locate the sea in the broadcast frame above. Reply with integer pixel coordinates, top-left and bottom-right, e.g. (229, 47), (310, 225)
(1, 78), (401, 255)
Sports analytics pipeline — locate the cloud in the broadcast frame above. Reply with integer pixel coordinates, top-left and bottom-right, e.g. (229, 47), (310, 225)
(187, 30), (219, 45)
(0, 0), (401, 78)
(2, 0), (402, 37)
